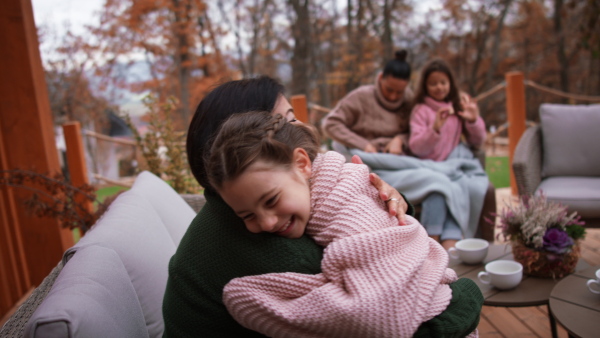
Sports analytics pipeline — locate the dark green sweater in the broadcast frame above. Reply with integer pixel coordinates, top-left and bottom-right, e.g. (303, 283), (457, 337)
(162, 192), (323, 337)
(162, 192), (481, 337)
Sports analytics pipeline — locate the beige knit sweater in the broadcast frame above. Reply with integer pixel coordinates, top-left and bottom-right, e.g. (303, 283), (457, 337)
(322, 75), (413, 153)
(222, 151), (457, 338)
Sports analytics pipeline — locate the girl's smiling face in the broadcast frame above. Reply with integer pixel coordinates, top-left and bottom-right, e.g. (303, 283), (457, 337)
(218, 149), (312, 238)
(426, 71), (451, 101)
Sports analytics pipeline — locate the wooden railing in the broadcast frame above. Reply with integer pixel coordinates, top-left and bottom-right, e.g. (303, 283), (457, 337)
(292, 72), (600, 195)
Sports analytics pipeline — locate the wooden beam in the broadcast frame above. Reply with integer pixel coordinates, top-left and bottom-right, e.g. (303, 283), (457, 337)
(0, 0), (73, 312)
(505, 71), (527, 196)
(63, 122), (94, 215)
(0, 118), (30, 313)
(290, 95), (309, 124)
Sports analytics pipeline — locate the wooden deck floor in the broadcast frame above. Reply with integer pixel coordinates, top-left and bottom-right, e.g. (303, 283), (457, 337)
(479, 188), (600, 337)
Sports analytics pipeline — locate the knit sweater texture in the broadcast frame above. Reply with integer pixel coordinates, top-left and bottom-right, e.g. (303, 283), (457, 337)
(223, 151), (461, 338)
(322, 75), (413, 152)
(409, 97), (486, 161)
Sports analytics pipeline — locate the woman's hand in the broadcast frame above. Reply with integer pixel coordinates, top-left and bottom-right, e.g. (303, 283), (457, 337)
(458, 92), (479, 123)
(351, 155), (408, 225)
(384, 135), (404, 155)
(363, 143), (377, 153)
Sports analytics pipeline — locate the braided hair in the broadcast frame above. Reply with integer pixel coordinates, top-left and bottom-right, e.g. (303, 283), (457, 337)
(205, 112), (320, 191)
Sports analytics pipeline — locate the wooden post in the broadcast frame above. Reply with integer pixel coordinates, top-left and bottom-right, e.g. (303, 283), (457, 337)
(505, 71), (527, 196)
(290, 95), (309, 124)
(0, 0), (73, 317)
(63, 122), (93, 215)
(0, 118), (30, 313)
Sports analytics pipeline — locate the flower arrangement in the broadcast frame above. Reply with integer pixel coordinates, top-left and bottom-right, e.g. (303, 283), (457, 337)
(497, 193), (586, 278)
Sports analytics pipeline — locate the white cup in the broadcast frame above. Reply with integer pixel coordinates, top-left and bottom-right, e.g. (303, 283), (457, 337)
(478, 260), (523, 290)
(586, 269), (600, 294)
(448, 238), (489, 264)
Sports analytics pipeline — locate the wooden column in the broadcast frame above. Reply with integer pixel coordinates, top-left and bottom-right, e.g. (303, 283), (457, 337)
(505, 71), (527, 195)
(290, 95), (309, 124)
(63, 122), (93, 214)
(0, 118), (31, 316)
(0, 0), (73, 317)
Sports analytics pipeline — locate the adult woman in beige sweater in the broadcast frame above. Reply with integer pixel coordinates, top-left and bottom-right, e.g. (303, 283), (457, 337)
(322, 50), (413, 155)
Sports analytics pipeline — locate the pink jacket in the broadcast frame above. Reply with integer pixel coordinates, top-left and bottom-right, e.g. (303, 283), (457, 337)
(223, 151), (457, 337)
(409, 97), (486, 161)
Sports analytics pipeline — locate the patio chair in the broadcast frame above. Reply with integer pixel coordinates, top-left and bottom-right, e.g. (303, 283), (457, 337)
(512, 103), (600, 228)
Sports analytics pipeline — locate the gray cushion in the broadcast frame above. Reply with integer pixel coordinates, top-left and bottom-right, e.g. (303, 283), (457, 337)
(540, 103), (600, 177)
(24, 245), (149, 338)
(537, 176), (600, 218)
(70, 189), (176, 337)
(129, 171), (196, 246)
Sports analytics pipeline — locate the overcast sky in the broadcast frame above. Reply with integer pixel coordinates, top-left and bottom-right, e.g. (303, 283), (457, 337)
(32, 0), (103, 37)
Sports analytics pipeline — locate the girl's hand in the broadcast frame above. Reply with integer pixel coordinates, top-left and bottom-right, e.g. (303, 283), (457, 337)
(351, 155), (408, 225)
(384, 135), (404, 155)
(458, 92), (479, 123)
(433, 107), (452, 132)
(363, 143), (377, 153)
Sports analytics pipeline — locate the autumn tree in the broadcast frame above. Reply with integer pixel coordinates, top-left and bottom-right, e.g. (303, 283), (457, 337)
(91, 0), (232, 127)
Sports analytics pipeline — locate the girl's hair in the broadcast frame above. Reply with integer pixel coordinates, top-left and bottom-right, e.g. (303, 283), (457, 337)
(413, 59), (462, 113)
(187, 76), (285, 193)
(205, 112), (320, 191)
(382, 50), (411, 80)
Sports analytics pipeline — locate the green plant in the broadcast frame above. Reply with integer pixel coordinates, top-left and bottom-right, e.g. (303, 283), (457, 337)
(122, 94), (201, 194)
(485, 156), (510, 188)
(0, 169), (117, 234)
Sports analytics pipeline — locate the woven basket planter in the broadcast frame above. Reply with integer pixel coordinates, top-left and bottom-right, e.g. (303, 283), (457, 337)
(511, 240), (580, 279)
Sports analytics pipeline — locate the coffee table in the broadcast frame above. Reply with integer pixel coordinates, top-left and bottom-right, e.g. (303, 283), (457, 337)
(449, 244), (590, 338)
(549, 265), (600, 338)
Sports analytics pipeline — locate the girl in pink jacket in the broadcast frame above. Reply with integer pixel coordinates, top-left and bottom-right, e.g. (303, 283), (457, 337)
(409, 59), (487, 250)
(204, 111), (482, 337)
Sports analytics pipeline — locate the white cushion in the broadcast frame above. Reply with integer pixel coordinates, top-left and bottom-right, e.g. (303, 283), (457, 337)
(24, 245), (149, 338)
(130, 171), (196, 245)
(69, 173), (184, 337)
(540, 104), (600, 177)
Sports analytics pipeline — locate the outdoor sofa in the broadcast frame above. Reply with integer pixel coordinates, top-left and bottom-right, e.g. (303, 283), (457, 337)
(0, 171), (205, 337)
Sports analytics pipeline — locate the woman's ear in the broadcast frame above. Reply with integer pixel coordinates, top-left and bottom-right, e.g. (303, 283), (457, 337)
(292, 148), (312, 179)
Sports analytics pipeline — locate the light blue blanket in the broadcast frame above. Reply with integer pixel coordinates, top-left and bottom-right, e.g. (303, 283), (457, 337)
(335, 142), (489, 238)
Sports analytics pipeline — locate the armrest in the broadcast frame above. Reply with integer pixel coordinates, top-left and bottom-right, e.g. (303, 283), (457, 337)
(0, 261), (64, 337)
(512, 126), (542, 195)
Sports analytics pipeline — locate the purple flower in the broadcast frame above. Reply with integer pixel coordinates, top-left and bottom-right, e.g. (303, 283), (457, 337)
(543, 228), (573, 254)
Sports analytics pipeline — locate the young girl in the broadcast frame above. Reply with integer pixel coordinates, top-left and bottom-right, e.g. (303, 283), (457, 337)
(409, 59), (486, 161)
(409, 59), (488, 249)
(205, 112), (482, 338)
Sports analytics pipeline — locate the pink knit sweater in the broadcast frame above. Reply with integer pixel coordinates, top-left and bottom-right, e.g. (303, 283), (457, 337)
(222, 151), (457, 337)
(409, 97), (487, 161)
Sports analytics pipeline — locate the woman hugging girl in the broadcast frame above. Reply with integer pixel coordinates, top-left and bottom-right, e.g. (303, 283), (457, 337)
(205, 111), (483, 338)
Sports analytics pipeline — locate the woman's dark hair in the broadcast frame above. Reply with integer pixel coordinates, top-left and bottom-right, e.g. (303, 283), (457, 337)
(205, 112), (320, 191)
(382, 50), (411, 80)
(413, 58), (462, 113)
(186, 76), (285, 193)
